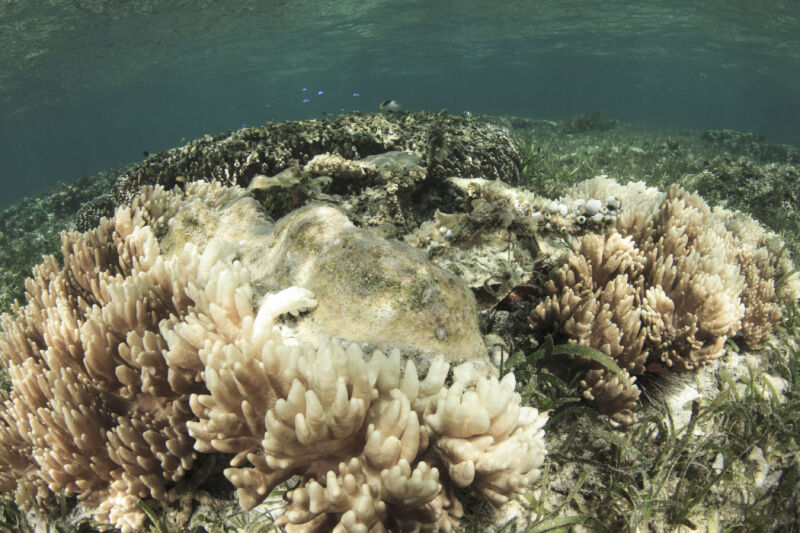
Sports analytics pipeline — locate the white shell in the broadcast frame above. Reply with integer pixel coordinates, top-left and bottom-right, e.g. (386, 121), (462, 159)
(584, 199), (603, 216)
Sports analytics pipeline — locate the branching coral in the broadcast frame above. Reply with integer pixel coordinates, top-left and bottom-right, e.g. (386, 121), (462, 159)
(0, 181), (547, 532)
(0, 182), (261, 529)
(531, 232), (648, 424)
(187, 305), (547, 531)
(0, 186), (203, 530)
(532, 180), (798, 424)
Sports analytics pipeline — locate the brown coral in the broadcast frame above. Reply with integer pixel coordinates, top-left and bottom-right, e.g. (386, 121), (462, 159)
(0, 186), (202, 530)
(532, 182), (798, 423)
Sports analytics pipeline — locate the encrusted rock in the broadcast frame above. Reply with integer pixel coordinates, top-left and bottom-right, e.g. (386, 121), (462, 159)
(108, 111), (520, 210)
(157, 186), (489, 369)
(260, 204), (488, 368)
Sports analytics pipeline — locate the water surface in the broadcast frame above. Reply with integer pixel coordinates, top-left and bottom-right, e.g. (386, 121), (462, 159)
(1, 0), (798, 209)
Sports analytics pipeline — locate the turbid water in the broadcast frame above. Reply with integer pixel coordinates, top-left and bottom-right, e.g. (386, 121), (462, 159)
(1, 0), (799, 210)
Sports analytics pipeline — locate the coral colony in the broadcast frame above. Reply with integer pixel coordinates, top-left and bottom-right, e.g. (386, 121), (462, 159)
(0, 182), (547, 532)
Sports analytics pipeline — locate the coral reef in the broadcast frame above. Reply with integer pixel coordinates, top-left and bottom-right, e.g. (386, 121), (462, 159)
(104, 111), (520, 211)
(0, 181), (547, 532)
(4, 113), (800, 531)
(0, 170), (116, 313)
(406, 177), (621, 309)
(531, 178), (799, 424)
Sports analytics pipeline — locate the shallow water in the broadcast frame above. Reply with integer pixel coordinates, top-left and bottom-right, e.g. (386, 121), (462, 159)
(1, 0), (799, 209)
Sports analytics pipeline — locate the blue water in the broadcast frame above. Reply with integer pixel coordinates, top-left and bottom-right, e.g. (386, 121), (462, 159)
(1, 0), (799, 210)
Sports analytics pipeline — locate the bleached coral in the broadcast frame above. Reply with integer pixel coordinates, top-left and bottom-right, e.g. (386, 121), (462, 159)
(188, 295), (548, 530)
(532, 181), (798, 424)
(304, 152), (370, 180)
(0, 181), (547, 532)
(0, 186), (206, 530)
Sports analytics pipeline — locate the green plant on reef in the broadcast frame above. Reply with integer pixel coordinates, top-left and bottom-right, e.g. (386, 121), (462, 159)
(512, 122), (715, 201)
(0, 492), (102, 533)
(0, 495), (28, 533)
(0, 368), (9, 393)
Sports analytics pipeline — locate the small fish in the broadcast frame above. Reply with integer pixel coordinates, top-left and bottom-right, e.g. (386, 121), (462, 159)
(264, 104), (271, 108)
(353, 92), (360, 97)
(302, 99), (310, 103)
(379, 99), (402, 112)
(142, 150), (149, 157)
(317, 90), (324, 95)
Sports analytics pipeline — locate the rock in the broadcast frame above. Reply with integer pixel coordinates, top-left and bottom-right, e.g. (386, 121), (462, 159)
(260, 204), (488, 368)
(159, 191), (489, 371)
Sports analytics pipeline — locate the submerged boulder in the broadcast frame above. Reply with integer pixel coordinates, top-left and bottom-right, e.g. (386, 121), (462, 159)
(158, 184), (489, 369)
(261, 204), (487, 367)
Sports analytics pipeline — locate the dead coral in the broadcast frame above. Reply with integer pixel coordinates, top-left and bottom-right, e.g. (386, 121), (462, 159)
(304, 152), (370, 180)
(105, 112), (521, 210)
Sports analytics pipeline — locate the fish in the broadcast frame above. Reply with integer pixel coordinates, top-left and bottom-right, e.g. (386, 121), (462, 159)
(379, 99), (402, 112)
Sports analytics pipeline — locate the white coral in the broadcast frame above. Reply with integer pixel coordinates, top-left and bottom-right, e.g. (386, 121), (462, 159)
(0, 181), (548, 532)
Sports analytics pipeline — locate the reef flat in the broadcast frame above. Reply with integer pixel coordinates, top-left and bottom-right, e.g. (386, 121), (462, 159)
(1, 111), (799, 531)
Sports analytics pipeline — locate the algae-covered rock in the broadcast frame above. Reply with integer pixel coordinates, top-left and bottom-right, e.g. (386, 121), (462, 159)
(108, 111), (520, 209)
(404, 177), (621, 309)
(157, 187), (488, 370)
(260, 204), (488, 368)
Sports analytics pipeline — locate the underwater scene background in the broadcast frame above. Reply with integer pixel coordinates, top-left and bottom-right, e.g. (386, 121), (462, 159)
(2, 2), (800, 532)
(1, 0), (800, 209)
